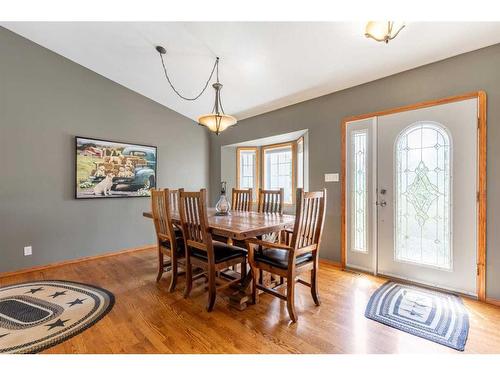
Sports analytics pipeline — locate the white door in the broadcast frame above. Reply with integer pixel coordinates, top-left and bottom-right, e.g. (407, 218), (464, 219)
(345, 117), (377, 272)
(377, 99), (478, 296)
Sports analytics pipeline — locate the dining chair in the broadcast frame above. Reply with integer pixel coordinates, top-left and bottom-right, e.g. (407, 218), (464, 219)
(151, 188), (185, 292)
(246, 188), (327, 322)
(257, 188), (284, 214)
(256, 188), (285, 284)
(168, 188), (183, 238)
(225, 187), (254, 251)
(231, 188), (253, 212)
(179, 189), (248, 312)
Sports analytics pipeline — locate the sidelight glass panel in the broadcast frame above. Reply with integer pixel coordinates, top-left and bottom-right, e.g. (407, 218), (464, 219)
(395, 122), (452, 269)
(351, 130), (368, 253)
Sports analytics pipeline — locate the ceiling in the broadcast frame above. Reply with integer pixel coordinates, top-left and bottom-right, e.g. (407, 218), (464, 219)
(3, 22), (500, 122)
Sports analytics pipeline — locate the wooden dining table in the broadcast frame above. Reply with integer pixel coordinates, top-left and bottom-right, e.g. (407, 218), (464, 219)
(143, 208), (296, 309)
(143, 208), (295, 241)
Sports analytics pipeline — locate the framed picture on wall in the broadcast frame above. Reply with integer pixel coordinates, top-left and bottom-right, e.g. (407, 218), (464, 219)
(75, 136), (157, 199)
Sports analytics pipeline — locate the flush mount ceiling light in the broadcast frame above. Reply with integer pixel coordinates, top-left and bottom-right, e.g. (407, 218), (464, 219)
(365, 21), (405, 43)
(156, 46), (237, 135)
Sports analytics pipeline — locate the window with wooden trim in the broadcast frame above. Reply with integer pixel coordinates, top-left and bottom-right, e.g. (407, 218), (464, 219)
(237, 138), (304, 205)
(263, 143), (295, 204)
(236, 147), (258, 200)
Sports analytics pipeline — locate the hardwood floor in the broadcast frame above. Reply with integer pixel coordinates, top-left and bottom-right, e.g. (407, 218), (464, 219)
(2, 248), (500, 354)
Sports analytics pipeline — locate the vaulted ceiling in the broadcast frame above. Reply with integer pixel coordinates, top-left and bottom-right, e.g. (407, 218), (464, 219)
(3, 22), (500, 121)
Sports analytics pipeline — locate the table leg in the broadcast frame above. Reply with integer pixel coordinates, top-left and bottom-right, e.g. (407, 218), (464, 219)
(226, 266), (284, 310)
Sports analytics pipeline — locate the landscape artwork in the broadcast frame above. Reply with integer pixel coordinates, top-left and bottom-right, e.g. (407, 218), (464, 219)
(75, 136), (157, 199)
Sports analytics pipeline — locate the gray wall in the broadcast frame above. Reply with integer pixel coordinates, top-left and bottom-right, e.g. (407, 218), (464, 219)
(0, 28), (209, 273)
(221, 146), (237, 194)
(209, 43), (500, 299)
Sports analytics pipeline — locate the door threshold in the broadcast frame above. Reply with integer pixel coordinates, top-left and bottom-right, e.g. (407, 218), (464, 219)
(378, 271), (478, 299)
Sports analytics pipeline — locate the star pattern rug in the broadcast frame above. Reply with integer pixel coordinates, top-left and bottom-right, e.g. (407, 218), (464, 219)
(0, 280), (114, 353)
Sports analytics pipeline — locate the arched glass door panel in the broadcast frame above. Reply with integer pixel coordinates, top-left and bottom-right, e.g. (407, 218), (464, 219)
(394, 122), (452, 269)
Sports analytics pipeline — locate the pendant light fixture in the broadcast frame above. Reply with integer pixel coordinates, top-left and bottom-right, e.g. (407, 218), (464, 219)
(365, 21), (405, 43)
(156, 46), (237, 135)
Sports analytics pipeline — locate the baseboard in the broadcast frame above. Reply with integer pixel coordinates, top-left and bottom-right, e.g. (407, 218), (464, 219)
(0, 244), (156, 279)
(319, 258), (342, 268)
(486, 297), (500, 307)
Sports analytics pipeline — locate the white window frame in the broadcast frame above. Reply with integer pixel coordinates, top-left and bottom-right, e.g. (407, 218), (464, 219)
(236, 147), (259, 201)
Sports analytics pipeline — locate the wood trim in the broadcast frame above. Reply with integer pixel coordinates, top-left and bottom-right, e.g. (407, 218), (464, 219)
(0, 244), (156, 279)
(236, 147), (259, 202)
(477, 90), (487, 301)
(319, 258), (342, 269)
(341, 91), (487, 301)
(342, 91), (483, 123)
(485, 298), (500, 307)
(341, 119), (347, 271)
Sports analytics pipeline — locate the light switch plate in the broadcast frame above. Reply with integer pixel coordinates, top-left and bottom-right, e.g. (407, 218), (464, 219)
(24, 246), (32, 256)
(325, 173), (339, 182)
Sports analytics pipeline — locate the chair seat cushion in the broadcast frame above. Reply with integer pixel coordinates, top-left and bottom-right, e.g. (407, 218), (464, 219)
(191, 242), (247, 264)
(254, 248), (313, 269)
(160, 236), (185, 256)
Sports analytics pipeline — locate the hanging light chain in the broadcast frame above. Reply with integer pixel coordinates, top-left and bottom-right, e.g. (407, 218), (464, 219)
(157, 46), (220, 101)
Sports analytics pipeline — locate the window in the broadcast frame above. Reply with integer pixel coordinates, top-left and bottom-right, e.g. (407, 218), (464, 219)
(236, 138), (305, 205)
(237, 147), (258, 200)
(395, 122), (452, 269)
(351, 130), (368, 253)
(263, 143), (295, 204)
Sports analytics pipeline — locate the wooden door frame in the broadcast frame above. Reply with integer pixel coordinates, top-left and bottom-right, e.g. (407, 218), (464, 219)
(341, 91), (487, 301)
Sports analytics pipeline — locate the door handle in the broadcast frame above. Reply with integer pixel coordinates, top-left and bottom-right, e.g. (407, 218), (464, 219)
(377, 200), (387, 207)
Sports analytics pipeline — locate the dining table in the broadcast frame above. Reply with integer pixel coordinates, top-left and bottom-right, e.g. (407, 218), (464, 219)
(143, 208), (296, 309)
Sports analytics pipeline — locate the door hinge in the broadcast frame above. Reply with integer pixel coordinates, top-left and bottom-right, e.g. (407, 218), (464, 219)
(477, 191), (480, 202)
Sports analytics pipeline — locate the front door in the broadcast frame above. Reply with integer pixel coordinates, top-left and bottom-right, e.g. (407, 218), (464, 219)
(377, 99), (478, 296)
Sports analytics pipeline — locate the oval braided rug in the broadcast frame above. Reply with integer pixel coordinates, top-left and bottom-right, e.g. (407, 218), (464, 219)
(0, 280), (114, 354)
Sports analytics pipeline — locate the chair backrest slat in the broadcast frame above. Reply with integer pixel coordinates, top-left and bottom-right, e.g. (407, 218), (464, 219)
(257, 188), (284, 214)
(151, 188), (177, 243)
(179, 189), (211, 251)
(290, 188), (327, 251)
(232, 188), (253, 212)
(169, 189), (180, 212)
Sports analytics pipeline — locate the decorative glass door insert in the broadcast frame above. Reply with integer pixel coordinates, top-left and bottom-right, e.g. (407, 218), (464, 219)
(351, 130), (368, 253)
(394, 122), (452, 269)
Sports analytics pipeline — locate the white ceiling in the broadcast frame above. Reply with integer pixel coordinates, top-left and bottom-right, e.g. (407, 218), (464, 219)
(3, 22), (500, 122)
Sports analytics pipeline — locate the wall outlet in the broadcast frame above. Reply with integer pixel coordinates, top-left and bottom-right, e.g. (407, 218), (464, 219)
(24, 246), (32, 256)
(325, 173), (339, 182)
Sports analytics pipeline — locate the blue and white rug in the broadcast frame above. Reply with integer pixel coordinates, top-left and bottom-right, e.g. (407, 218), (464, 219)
(365, 281), (469, 351)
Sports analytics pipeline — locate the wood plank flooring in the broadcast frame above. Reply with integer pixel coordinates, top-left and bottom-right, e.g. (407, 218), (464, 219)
(1, 248), (500, 354)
